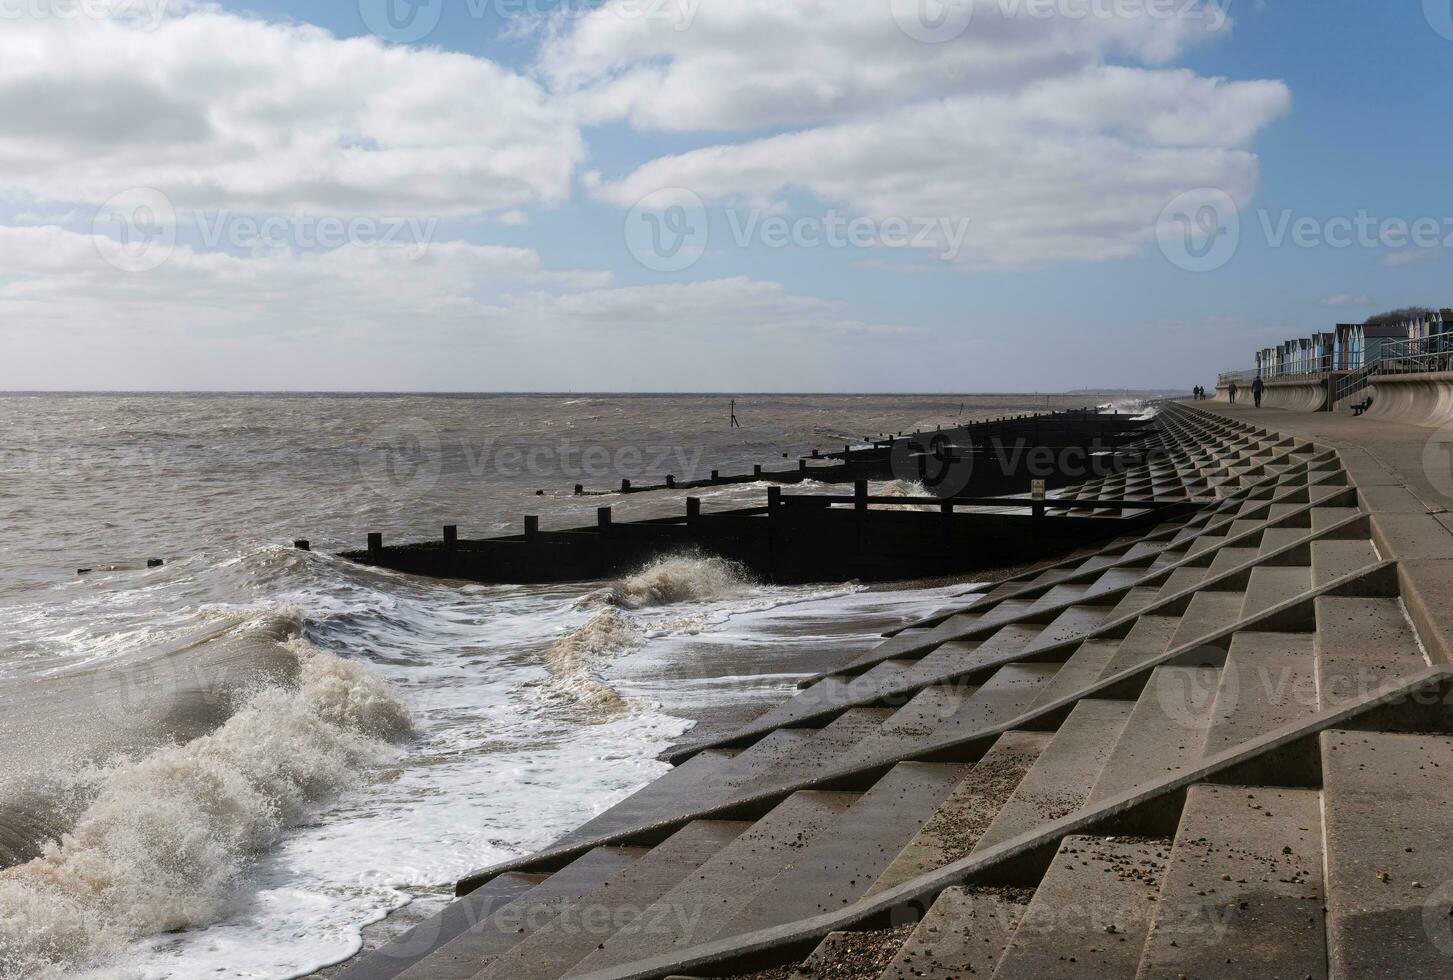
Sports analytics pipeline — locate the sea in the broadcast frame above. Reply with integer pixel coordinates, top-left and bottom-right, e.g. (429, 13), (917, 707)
(0, 392), (1150, 979)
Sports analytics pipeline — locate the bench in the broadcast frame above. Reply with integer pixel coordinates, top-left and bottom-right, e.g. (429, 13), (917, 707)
(1350, 397), (1373, 417)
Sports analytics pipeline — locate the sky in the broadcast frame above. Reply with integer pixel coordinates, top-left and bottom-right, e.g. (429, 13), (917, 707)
(2, 0), (1451, 392)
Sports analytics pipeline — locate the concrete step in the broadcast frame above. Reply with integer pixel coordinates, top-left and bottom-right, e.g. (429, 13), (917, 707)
(1322, 729), (1453, 978)
(1311, 505), (1360, 531)
(1258, 526), (1307, 556)
(842, 685), (976, 765)
(1310, 538), (1379, 587)
(1239, 566), (1313, 619)
(1088, 666), (1220, 805)
(1135, 784), (1325, 980)
(739, 708), (898, 792)
(1097, 615), (1182, 679)
(1168, 591), (1245, 650)
(1313, 597), (1428, 711)
(1027, 584), (1091, 613)
(389, 847), (647, 980)
(569, 791), (857, 975)
(1084, 567), (1148, 600)
(879, 886), (1031, 980)
(1227, 519), (1265, 537)
(1201, 632), (1317, 757)
(1029, 640), (1121, 710)
(472, 821), (746, 980)
(553, 749), (741, 846)
(336, 872), (546, 980)
(712, 762), (967, 939)
(1021, 605), (1112, 656)
(1104, 586), (1162, 621)
(755, 661), (914, 729)
(975, 700), (1133, 853)
(1206, 546), (1258, 574)
(1155, 566), (1206, 600)
(868, 731), (1051, 895)
(1266, 502), (1304, 520)
(931, 664), (1059, 739)
(990, 835), (1172, 979)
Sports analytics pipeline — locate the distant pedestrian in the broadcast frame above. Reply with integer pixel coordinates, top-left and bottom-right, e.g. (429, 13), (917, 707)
(1228, 381), (1238, 403)
(1252, 376), (1265, 408)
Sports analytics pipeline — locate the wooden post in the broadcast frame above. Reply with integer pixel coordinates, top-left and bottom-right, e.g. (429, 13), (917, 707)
(686, 497), (700, 522)
(768, 486), (781, 511)
(753, 464), (763, 477)
(598, 506), (612, 529)
(443, 525), (458, 549)
(666, 475), (676, 488)
(293, 539), (310, 551)
(799, 459), (808, 473)
(147, 558), (164, 568)
(524, 516), (539, 538)
(574, 484), (584, 495)
(621, 479), (631, 493)
(711, 469), (720, 482)
(855, 479), (868, 513)
(367, 532), (382, 557)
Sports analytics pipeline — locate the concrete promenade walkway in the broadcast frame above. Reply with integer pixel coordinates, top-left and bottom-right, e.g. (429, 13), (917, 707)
(336, 403), (1453, 980)
(1198, 399), (1453, 662)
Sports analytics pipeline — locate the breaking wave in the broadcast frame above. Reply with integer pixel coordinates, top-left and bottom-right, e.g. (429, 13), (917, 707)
(872, 479), (940, 512)
(0, 643), (411, 980)
(584, 554), (749, 610)
(543, 555), (751, 713)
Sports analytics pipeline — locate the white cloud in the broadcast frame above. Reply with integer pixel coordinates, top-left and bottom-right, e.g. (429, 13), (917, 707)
(593, 67), (1289, 266)
(0, 8), (583, 218)
(541, 0), (1233, 131)
(1319, 293), (1373, 308)
(0, 225), (911, 388)
(1380, 248), (1439, 268)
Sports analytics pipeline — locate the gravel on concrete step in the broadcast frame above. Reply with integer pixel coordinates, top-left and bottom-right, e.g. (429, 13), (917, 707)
(1136, 784), (1325, 980)
(991, 835), (1172, 979)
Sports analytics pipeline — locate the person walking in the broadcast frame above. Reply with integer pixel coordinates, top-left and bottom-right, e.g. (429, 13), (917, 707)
(1228, 381), (1238, 404)
(1252, 376), (1265, 408)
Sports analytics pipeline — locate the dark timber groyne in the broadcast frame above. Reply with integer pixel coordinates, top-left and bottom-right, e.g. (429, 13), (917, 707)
(334, 409), (1177, 584)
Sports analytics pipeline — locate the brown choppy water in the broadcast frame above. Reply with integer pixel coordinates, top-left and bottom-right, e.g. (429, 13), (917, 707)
(0, 392), (1145, 979)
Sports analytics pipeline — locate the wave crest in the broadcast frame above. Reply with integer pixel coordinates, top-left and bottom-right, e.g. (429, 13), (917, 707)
(0, 645), (411, 980)
(587, 554), (748, 610)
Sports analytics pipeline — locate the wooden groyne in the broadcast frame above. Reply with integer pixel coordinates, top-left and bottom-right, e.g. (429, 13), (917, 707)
(336, 400), (1453, 980)
(336, 410), (1173, 584)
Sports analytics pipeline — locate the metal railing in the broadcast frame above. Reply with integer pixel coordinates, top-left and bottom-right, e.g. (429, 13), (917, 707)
(1375, 334), (1453, 376)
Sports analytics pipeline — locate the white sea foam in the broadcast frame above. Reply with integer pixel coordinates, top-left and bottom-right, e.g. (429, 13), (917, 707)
(544, 555), (751, 712)
(586, 554), (749, 610)
(0, 644), (411, 980)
